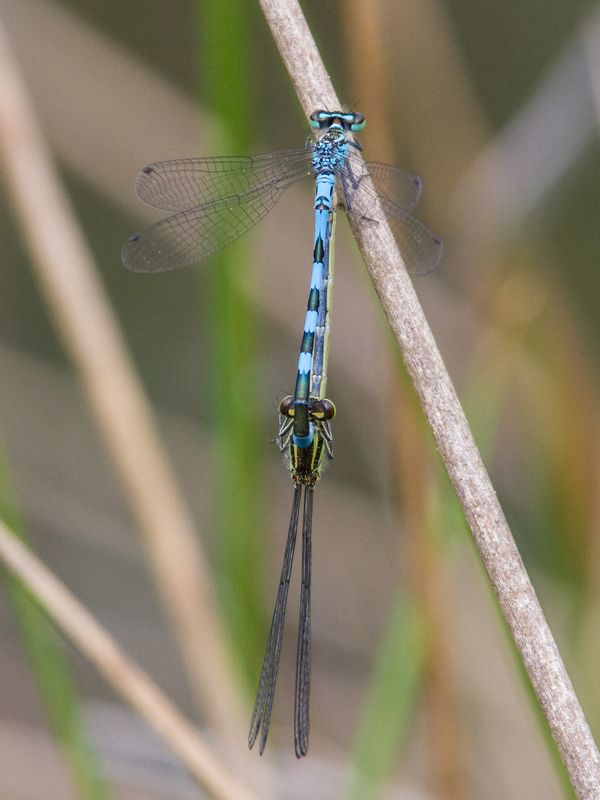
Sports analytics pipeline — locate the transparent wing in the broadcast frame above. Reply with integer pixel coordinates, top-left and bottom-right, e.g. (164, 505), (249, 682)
(134, 147), (312, 211)
(294, 487), (312, 758)
(248, 486), (302, 755)
(383, 212), (443, 276)
(345, 151), (423, 213)
(341, 161), (443, 276)
(122, 181), (287, 272)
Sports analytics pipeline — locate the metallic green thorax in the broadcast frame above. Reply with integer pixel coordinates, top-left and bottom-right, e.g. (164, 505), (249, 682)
(278, 395), (335, 487)
(290, 433), (327, 487)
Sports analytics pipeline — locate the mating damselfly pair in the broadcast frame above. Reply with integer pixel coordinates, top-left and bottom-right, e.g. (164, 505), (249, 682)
(122, 109), (442, 757)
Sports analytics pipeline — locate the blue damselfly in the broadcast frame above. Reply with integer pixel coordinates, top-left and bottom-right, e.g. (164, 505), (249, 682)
(122, 110), (442, 757)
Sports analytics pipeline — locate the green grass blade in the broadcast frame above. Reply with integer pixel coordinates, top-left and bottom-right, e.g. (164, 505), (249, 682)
(198, 1), (265, 686)
(344, 597), (425, 800)
(0, 450), (111, 800)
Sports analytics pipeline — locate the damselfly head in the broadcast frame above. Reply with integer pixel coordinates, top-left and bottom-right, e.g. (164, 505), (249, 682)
(280, 395), (336, 421)
(309, 110), (366, 133)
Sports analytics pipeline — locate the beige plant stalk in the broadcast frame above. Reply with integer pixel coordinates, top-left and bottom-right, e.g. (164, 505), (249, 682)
(0, 13), (246, 750)
(0, 520), (257, 800)
(258, 1), (600, 797)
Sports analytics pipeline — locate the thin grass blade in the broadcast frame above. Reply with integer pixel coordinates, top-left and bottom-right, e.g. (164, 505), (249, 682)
(344, 598), (425, 800)
(0, 452), (111, 800)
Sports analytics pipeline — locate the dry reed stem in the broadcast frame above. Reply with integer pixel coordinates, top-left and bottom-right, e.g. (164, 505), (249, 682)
(343, 3), (468, 793)
(0, 16), (246, 743)
(259, 0), (600, 796)
(0, 520), (258, 800)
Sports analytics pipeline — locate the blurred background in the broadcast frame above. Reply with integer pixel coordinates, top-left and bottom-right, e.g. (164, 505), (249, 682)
(0, 0), (599, 798)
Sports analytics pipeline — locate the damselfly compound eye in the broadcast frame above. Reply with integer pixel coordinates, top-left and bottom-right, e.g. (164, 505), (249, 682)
(309, 398), (336, 420)
(279, 395), (295, 417)
(350, 112), (366, 132)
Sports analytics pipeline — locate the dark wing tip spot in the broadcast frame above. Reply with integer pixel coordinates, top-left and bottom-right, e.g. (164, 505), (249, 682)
(413, 176), (422, 187)
(142, 166), (155, 175)
(433, 235), (443, 246)
(127, 233), (141, 243)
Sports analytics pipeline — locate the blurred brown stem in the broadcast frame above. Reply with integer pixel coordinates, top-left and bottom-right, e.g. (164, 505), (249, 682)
(0, 16), (245, 745)
(343, 1), (468, 793)
(259, 0), (600, 796)
(0, 520), (257, 800)
(392, 385), (468, 799)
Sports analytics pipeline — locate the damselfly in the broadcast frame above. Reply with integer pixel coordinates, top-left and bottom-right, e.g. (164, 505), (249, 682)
(122, 110), (442, 757)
